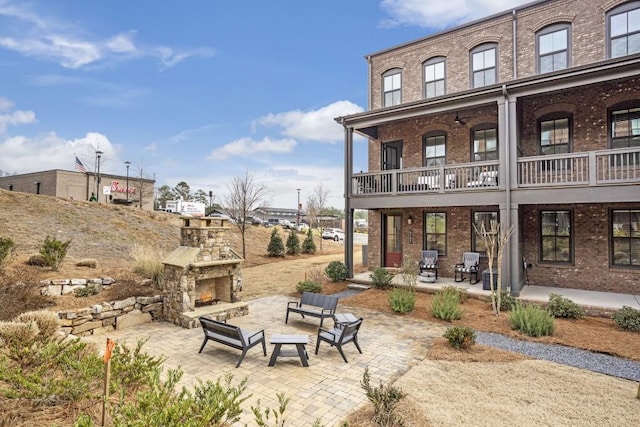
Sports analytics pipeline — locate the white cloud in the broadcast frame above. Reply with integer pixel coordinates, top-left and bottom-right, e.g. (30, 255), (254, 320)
(0, 100), (36, 133)
(0, 1), (213, 69)
(144, 142), (157, 151)
(0, 97), (14, 112)
(0, 131), (120, 175)
(380, 0), (531, 30)
(208, 137), (297, 160)
(106, 32), (137, 54)
(257, 100), (364, 143)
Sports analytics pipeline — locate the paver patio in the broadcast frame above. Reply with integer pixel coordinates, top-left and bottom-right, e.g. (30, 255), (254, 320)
(85, 295), (445, 426)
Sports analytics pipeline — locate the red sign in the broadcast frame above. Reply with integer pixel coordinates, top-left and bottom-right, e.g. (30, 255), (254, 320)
(110, 181), (136, 194)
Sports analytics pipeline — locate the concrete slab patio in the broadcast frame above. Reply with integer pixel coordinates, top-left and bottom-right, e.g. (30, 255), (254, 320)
(84, 295), (445, 426)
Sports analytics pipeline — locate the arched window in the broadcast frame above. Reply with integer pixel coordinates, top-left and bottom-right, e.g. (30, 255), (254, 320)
(537, 23), (571, 73)
(424, 57), (446, 98)
(607, 1), (640, 58)
(382, 68), (402, 107)
(470, 43), (497, 88)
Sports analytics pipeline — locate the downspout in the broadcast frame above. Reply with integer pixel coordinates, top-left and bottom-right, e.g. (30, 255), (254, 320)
(342, 119), (354, 277)
(512, 10), (517, 79)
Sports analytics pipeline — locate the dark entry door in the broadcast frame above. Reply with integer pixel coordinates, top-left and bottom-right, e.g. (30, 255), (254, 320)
(383, 214), (402, 267)
(382, 141), (402, 192)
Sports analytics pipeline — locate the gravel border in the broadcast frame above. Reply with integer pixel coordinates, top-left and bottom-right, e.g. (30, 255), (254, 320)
(476, 331), (640, 382)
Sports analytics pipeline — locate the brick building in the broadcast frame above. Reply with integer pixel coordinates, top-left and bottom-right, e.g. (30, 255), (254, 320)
(337, 0), (639, 294)
(0, 169), (156, 210)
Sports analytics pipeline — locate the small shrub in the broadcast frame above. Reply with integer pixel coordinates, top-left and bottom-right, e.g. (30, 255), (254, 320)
(130, 244), (167, 286)
(26, 253), (47, 267)
(0, 320), (40, 348)
(39, 236), (71, 271)
(285, 231), (301, 255)
(440, 286), (468, 303)
(302, 229), (316, 254)
(325, 261), (348, 282)
(0, 236), (14, 269)
(431, 289), (464, 321)
(508, 302), (555, 337)
(251, 391), (290, 427)
(547, 293), (586, 319)
(388, 288), (416, 313)
(491, 291), (517, 312)
(306, 267), (325, 284)
(267, 228), (285, 257)
(74, 284), (99, 298)
(296, 280), (322, 293)
(76, 258), (97, 268)
(15, 310), (60, 340)
(369, 267), (394, 289)
(360, 367), (406, 427)
(613, 306), (640, 332)
(443, 326), (476, 350)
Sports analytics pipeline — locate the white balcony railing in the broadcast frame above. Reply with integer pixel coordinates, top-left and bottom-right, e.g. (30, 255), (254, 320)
(351, 147), (640, 197)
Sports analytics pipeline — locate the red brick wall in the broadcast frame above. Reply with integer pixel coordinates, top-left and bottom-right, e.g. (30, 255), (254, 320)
(521, 203), (639, 293)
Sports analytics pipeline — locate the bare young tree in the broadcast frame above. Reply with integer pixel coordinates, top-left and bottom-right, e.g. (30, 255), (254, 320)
(223, 170), (272, 258)
(476, 220), (514, 316)
(308, 183), (329, 251)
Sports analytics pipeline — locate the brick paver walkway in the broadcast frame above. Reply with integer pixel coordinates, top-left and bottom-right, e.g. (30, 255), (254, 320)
(86, 295), (445, 426)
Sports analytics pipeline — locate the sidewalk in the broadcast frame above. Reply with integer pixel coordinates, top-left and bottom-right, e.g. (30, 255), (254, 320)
(350, 273), (640, 311)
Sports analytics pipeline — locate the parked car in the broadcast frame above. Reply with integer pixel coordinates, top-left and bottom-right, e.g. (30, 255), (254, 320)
(293, 222), (309, 232)
(322, 228), (345, 241)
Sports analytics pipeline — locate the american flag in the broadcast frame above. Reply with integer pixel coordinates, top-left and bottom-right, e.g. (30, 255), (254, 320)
(75, 156), (88, 173)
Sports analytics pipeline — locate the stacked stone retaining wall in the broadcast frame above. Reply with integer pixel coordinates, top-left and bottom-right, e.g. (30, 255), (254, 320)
(39, 277), (164, 336)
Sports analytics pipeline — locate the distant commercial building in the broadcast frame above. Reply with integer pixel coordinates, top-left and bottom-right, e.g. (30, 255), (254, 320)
(0, 169), (156, 210)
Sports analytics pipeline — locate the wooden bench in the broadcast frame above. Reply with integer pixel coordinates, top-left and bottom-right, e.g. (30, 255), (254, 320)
(198, 317), (266, 368)
(285, 291), (339, 327)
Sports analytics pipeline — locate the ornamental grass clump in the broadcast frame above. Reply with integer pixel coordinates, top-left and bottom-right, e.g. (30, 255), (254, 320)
(443, 326), (476, 350)
(508, 302), (555, 337)
(431, 288), (464, 321)
(547, 293), (586, 319)
(369, 267), (394, 290)
(130, 243), (167, 286)
(388, 287), (416, 313)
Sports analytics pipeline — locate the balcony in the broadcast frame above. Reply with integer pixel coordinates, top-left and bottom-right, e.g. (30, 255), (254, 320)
(351, 147), (640, 197)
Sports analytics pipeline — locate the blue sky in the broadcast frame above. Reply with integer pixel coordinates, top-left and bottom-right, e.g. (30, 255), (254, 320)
(0, 0), (529, 209)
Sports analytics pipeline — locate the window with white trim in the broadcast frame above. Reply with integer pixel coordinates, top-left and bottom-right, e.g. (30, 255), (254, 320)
(383, 69), (402, 107)
(424, 57), (445, 98)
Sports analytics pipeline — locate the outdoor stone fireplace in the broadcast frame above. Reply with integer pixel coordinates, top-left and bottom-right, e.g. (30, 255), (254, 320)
(162, 216), (247, 328)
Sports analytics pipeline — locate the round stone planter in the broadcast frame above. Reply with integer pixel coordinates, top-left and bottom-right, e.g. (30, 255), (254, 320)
(419, 272), (436, 283)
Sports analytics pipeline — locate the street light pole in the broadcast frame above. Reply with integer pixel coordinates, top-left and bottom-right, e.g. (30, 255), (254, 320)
(296, 188), (301, 224)
(96, 150), (103, 203)
(125, 161), (131, 204)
